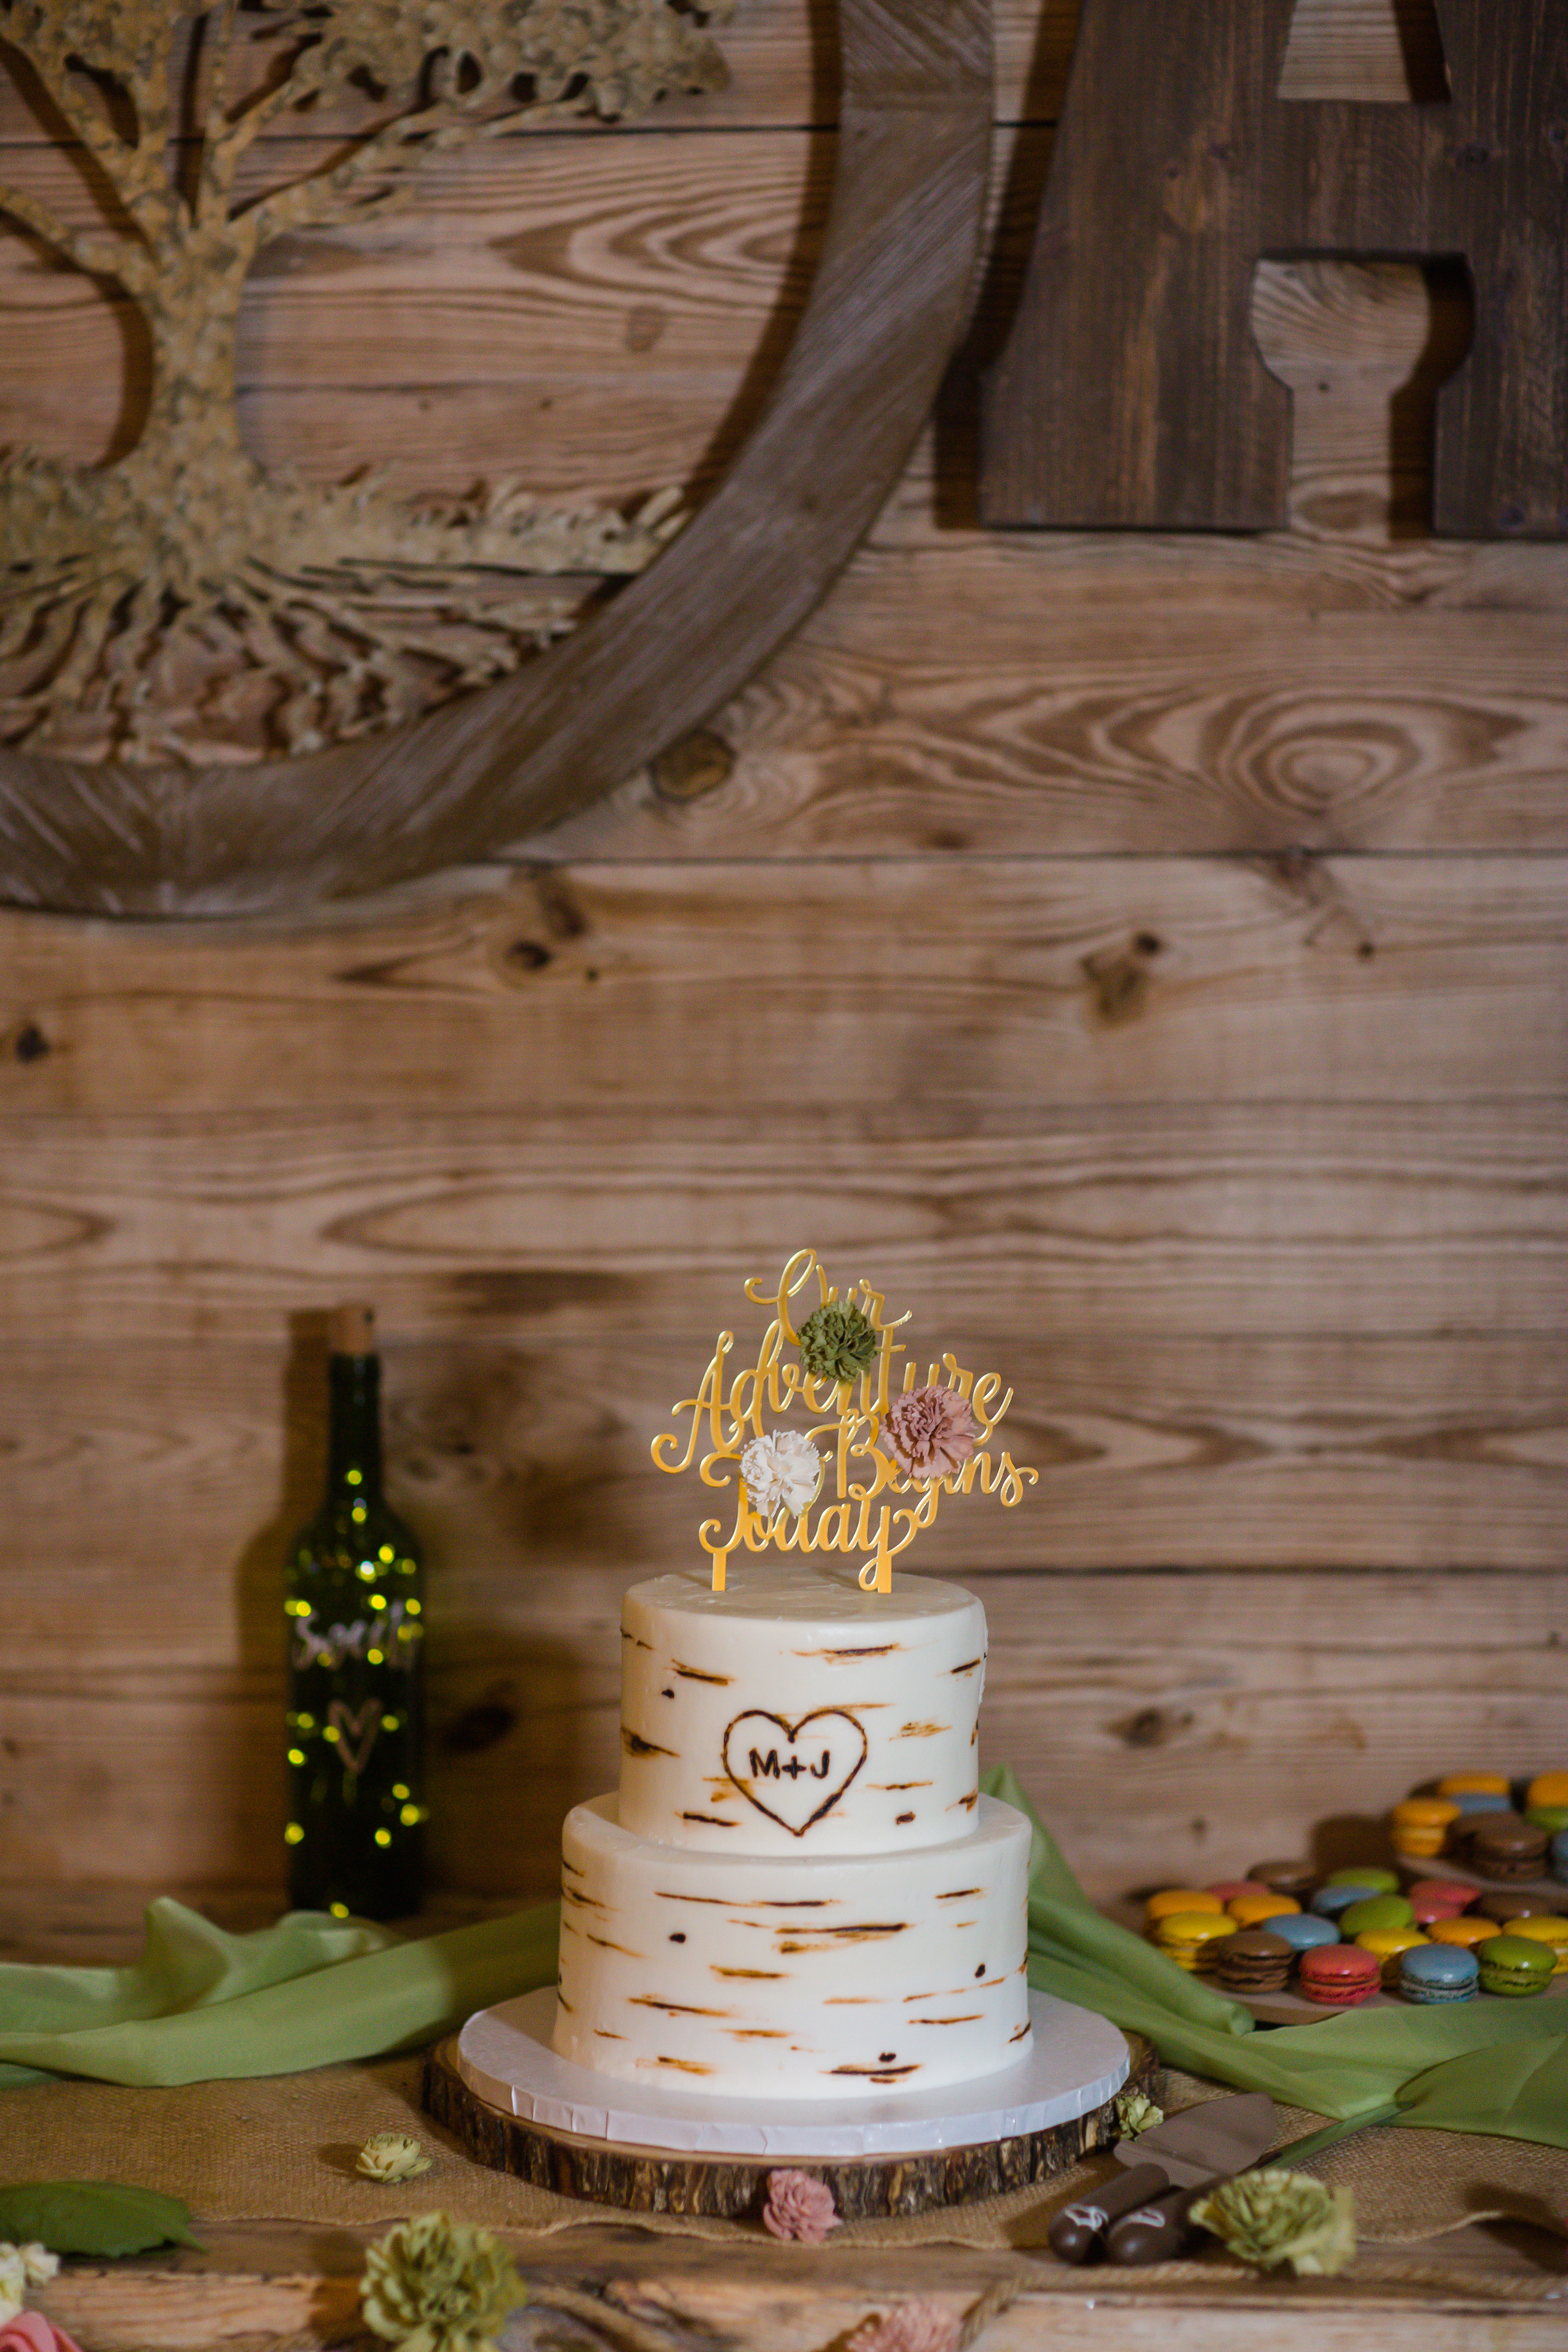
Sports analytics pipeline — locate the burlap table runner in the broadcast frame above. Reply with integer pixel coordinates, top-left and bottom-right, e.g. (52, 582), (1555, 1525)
(2, 2059), (1562, 2301)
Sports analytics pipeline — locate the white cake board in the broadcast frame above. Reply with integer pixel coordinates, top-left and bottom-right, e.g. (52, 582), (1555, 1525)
(456, 1985), (1129, 2160)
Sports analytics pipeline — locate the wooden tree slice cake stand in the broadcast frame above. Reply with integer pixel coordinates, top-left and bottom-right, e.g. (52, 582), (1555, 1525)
(423, 1989), (1158, 2220)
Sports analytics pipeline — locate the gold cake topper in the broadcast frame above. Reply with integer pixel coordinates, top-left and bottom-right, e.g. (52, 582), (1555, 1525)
(652, 1249), (1036, 1592)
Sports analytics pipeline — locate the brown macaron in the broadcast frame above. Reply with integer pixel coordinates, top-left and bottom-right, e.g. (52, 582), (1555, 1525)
(1246, 1859), (1317, 1900)
(1478, 1889), (1561, 1922)
(1470, 1816), (1550, 1881)
(1213, 1929), (1296, 1993)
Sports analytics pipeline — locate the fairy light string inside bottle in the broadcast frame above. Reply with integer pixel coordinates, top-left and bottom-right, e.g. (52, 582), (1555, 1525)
(651, 1249), (1036, 1591)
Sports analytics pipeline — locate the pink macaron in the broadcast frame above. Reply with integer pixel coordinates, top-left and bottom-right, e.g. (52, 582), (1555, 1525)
(1408, 1880), (1474, 1911)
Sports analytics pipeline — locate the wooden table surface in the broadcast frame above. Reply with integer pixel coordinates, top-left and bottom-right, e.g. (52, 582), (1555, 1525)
(10, 1890), (1565, 2350)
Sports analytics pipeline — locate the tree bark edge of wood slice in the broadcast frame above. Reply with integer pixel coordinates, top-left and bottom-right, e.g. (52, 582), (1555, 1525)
(421, 2031), (1158, 2218)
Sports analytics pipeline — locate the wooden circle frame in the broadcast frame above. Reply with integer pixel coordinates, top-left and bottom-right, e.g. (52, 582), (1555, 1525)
(0, 0), (992, 919)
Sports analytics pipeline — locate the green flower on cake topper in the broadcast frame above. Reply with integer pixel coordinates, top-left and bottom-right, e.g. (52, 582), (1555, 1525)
(652, 1249), (1036, 1593)
(797, 1298), (880, 1386)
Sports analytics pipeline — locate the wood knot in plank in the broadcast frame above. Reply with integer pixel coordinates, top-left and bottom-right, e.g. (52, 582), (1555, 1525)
(652, 728), (735, 803)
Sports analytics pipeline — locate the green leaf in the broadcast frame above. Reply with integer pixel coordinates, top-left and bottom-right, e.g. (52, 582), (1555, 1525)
(0, 2181), (203, 2255)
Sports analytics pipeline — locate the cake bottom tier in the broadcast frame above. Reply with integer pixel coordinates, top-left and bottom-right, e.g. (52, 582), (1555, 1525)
(554, 1791), (1033, 2100)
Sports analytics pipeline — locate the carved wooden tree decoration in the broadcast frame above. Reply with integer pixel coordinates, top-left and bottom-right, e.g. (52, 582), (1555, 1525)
(0, 0), (728, 765)
(0, 0), (991, 915)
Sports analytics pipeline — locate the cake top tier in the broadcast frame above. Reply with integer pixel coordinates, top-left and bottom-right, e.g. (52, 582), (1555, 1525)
(618, 1563), (988, 1858)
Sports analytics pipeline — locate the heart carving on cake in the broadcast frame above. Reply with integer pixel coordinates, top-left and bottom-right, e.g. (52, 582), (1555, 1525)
(722, 1708), (868, 1837)
(327, 1697), (383, 1777)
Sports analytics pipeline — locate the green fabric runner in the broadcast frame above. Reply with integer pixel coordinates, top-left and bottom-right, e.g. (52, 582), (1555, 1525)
(2, 1767), (1563, 2146)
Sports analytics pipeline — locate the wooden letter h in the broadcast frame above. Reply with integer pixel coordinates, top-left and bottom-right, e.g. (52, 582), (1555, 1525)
(980, 0), (1568, 536)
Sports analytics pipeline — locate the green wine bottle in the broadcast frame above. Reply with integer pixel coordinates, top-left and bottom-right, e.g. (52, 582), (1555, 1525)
(285, 1304), (425, 1919)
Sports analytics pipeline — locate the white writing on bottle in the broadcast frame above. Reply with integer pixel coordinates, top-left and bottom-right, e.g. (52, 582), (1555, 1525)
(291, 1601), (421, 1673)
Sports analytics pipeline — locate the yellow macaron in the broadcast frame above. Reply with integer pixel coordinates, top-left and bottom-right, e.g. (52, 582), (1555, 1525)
(1356, 1926), (1430, 1984)
(1226, 1891), (1301, 1927)
(1391, 1797), (1459, 1857)
(1506, 1916), (1568, 1973)
(1426, 1915), (1501, 1949)
(1436, 1772), (1510, 1798)
(1145, 1888), (1225, 1925)
(1153, 1913), (1236, 1971)
(1526, 1772), (1568, 1811)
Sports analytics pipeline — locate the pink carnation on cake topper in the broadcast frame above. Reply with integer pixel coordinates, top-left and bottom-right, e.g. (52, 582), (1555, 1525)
(880, 1385), (977, 1483)
(845, 2302), (961, 2352)
(762, 2169), (840, 2243)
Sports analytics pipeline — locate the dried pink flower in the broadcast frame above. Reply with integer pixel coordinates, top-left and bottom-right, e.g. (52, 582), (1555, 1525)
(0, 2318), (86, 2352)
(761, 2169), (840, 2243)
(880, 1385), (977, 1482)
(846, 2301), (961, 2352)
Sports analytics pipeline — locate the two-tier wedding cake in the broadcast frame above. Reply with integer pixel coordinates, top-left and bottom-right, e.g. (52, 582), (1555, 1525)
(552, 1561), (1033, 2100)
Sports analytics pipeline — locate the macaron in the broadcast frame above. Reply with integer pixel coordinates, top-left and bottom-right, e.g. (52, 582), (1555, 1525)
(1339, 1893), (1415, 1938)
(1449, 1790), (1512, 1818)
(1525, 1807), (1568, 1836)
(1152, 1912), (1236, 1972)
(1203, 1881), (1259, 1904)
(1470, 1817), (1550, 1881)
(1477, 1934), (1555, 1998)
(1356, 1927), (1429, 1972)
(1437, 1773), (1510, 1798)
(1214, 1930), (1296, 1994)
(1398, 1943), (1479, 2005)
(1226, 1891), (1301, 1928)
(1408, 1880), (1475, 1911)
(1313, 1883), (1383, 1920)
(1391, 1798), (1459, 1857)
(1477, 1889), (1558, 1923)
(1245, 1860), (1316, 1900)
(1325, 1866), (1399, 1893)
(1526, 1772), (1568, 1812)
(1427, 1914), (1501, 1949)
(1299, 1944), (1381, 2007)
(1146, 1888), (1225, 1924)
(1506, 1916), (1568, 1972)
(1261, 1911), (1341, 1954)
(1412, 1894), (1466, 1927)
(1553, 1829), (1568, 1885)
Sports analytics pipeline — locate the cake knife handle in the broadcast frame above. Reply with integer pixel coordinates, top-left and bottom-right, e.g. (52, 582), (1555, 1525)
(1046, 2163), (1172, 2263)
(1103, 2181), (1205, 2265)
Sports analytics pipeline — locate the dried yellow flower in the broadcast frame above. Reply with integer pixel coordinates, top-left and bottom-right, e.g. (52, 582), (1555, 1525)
(357, 2132), (434, 2183)
(1114, 2092), (1164, 2140)
(361, 2212), (524, 2351)
(1189, 2169), (1356, 2277)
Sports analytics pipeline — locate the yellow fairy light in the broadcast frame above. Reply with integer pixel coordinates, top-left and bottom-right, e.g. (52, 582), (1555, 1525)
(404, 1597), (421, 1616)
(400, 1803), (423, 1826)
(378, 1545), (395, 1563)
(393, 1783), (410, 1800)
(367, 1649), (384, 1664)
(330, 1902), (350, 1918)
(284, 1822), (305, 1844)
(287, 1747), (306, 1765)
(374, 1829), (392, 1846)
(652, 1248), (1036, 1594)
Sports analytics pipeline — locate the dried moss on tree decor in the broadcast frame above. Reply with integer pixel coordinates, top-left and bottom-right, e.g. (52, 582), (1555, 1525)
(0, 0), (731, 765)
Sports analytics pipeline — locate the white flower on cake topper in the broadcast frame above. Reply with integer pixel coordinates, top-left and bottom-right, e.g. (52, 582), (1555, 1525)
(740, 1430), (824, 1522)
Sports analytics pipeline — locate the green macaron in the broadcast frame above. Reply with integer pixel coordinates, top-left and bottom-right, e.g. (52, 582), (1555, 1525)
(1477, 1934), (1555, 1998)
(1325, 1866), (1399, 1893)
(1338, 1893), (1415, 1937)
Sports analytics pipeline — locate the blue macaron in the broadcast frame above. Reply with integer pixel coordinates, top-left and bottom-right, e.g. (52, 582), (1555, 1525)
(1450, 1790), (1512, 1815)
(1553, 1828), (1568, 1885)
(1263, 1912), (1341, 1953)
(1398, 1943), (1479, 2005)
(1312, 1883), (1385, 1920)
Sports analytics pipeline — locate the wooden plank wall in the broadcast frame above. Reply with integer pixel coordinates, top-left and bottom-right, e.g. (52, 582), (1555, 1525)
(1, 0), (1564, 1938)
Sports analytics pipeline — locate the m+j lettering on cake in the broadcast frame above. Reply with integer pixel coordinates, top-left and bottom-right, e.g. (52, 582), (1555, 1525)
(723, 1706), (869, 1836)
(652, 1249), (1037, 1591)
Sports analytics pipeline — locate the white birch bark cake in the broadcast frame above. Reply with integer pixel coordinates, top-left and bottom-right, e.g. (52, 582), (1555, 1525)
(552, 1561), (1033, 2099)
